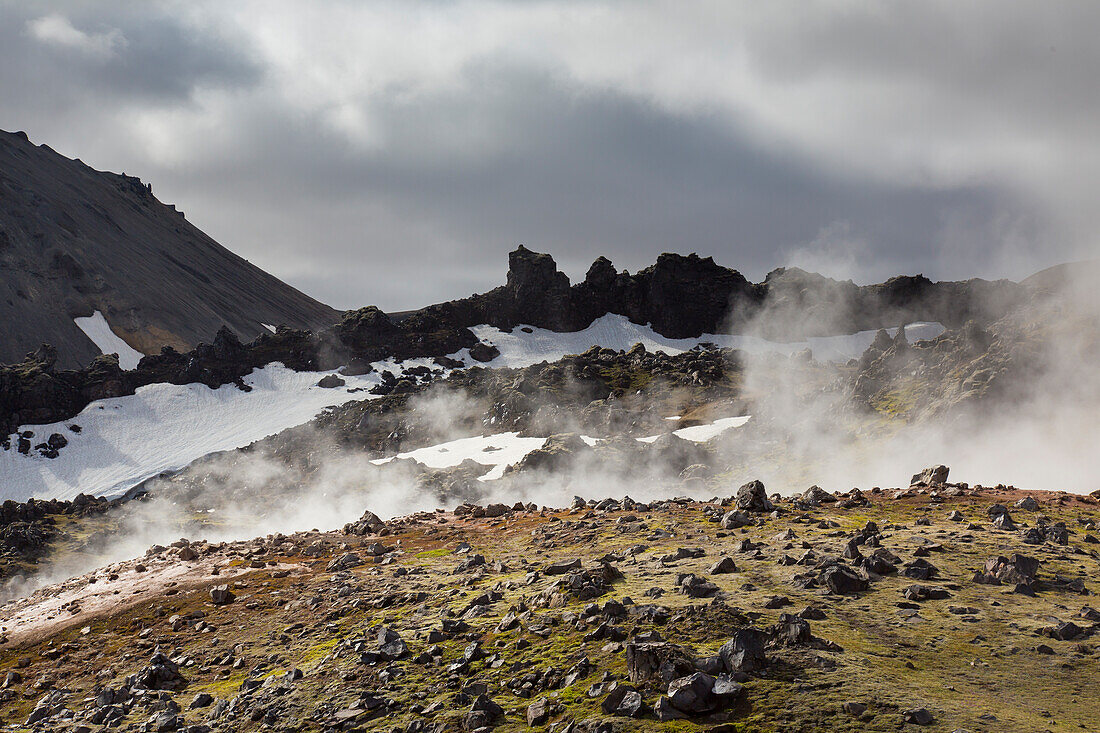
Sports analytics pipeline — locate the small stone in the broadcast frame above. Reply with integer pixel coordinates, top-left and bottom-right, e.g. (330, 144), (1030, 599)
(842, 701), (867, 716)
(903, 707), (935, 725)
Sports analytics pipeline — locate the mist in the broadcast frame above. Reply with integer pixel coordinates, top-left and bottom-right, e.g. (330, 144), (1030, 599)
(4, 259), (1098, 604)
(718, 258), (1100, 494)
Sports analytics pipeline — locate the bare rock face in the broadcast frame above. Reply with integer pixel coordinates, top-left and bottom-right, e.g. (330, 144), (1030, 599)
(0, 168), (1026, 446)
(504, 246), (574, 331)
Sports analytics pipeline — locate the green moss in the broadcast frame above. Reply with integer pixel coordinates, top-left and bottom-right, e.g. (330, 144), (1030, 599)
(188, 670), (249, 701)
(871, 381), (922, 418)
(597, 364), (655, 394)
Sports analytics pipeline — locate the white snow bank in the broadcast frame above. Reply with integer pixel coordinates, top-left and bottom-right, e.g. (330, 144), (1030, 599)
(3, 311), (940, 503)
(452, 313), (944, 369)
(637, 415), (752, 443)
(372, 433), (546, 471)
(73, 311), (146, 370)
(0, 364), (378, 502)
(372, 414), (751, 481)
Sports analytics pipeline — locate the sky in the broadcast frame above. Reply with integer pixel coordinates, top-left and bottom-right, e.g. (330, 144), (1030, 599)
(0, 1), (1097, 310)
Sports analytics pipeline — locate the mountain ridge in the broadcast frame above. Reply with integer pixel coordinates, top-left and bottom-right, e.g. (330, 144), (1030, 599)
(0, 243), (1027, 442)
(0, 129), (340, 368)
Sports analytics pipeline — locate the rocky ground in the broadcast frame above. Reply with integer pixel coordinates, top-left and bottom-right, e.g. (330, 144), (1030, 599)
(1, 473), (1099, 732)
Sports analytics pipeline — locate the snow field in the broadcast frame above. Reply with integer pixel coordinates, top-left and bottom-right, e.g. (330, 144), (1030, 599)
(4, 315), (942, 501)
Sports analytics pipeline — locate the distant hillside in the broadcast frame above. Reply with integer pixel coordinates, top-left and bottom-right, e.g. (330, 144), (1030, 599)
(0, 129), (339, 368)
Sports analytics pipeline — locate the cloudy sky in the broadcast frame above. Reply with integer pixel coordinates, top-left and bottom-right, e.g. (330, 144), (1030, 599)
(1, 1), (1097, 309)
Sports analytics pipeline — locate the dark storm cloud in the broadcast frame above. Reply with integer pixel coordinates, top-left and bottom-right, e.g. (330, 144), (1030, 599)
(147, 61), (1022, 308)
(750, 2), (1100, 125)
(0, 2), (1092, 310)
(0, 3), (260, 110)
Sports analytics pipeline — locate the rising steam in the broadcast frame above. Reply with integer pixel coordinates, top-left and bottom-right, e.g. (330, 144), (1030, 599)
(4, 260), (1098, 602)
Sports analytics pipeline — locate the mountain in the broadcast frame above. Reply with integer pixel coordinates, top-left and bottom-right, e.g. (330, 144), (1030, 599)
(0, 129), (340, 368)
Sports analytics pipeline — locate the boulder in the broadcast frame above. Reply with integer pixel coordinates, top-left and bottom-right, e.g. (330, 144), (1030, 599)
(377, 627), (408, 661)
(469, 342), (501, 362)
(769, 614), (813, 646)
(709, 557), (738, 574)
(976, 554), (1039, 585)
(735, 480), (774, 513)
(545, 558), (583, 576)
(721, 510), (752, 529)
(910, 465), (949, 487)
(128, 652), (187, 691)
(625, 642), (696, 685)
(463, 695), (504, 730)
(342, 509), (385, 535)
(1015, 496), (1039, 511)
(902, 707), (935, 725)
(526, 696), (551, 726)
(210, 585), (235, 605)
(666, 672), (743, 714)
(799, 485), (837, 506)
(327, 552), (362, 571)
(653, 696), (688, 721)
(601, 684), (644, 717)
(718, 627), (768, 674)
(679, 573), (719, 598)
(1046, 621), (1083, 641)
(821, 565), (869, 594)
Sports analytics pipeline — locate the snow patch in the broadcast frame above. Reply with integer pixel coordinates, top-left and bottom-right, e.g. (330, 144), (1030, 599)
(637, 415), (752, 443)
(0, 364), (380, 502)
(371, 415), (751, 481)
(372, 433), (546, 473)
(261, 323), (277, 333)
(73, 311), (145, 370)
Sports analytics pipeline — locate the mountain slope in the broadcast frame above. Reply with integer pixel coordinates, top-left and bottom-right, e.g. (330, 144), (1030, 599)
(0, 129), (340, 368)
